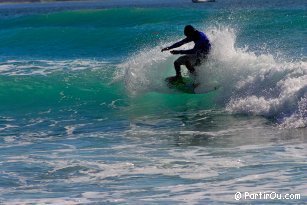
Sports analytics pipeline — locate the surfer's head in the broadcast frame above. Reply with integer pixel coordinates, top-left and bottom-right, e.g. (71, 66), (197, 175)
(184, 25), (196, 38)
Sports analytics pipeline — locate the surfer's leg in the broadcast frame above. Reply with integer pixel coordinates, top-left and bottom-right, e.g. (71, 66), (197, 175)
(175, 55), (197, 75)
(174, 61), (182, 78)
(185, 60), (195, 74)
(185, 55), (200, 77)
(174, 56), (189, 78)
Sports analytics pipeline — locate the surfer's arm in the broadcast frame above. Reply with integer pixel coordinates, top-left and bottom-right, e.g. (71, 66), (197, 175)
(171, 48), (197, 55)
(161, 38), (191, 52)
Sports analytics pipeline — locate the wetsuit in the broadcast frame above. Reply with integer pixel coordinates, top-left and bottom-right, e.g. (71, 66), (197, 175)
(169, 31), (211, 76)
(170, 31), (211, 55)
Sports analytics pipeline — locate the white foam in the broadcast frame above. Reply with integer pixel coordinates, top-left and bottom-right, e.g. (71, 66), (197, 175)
(198, 26), (306, 128)
(116, 45), (171, 95)
(0, 59), (110, 76)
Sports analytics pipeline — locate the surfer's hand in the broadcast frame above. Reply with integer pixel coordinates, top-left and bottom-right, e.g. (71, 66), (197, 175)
(161, 47), (170, 52)
(170, 50), (181, 55)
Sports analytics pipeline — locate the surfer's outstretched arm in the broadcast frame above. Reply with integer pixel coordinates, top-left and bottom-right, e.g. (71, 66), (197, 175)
(161, 38), (191, 52)
(170, 48), (197, 55)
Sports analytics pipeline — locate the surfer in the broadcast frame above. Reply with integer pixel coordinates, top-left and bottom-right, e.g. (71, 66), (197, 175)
(161, 25), (211, 83)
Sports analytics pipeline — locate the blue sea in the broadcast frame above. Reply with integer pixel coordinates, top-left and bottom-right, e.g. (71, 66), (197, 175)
(0, 0), (306, 204)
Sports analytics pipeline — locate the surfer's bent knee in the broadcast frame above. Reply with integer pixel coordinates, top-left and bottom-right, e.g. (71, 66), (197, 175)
(175, 55), (188, 66)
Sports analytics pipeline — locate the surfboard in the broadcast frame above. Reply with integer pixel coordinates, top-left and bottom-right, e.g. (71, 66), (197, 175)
(165, 76), (220, 94)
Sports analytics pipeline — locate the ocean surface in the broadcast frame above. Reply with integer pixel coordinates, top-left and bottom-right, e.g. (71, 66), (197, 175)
(0, 0), (306, 204)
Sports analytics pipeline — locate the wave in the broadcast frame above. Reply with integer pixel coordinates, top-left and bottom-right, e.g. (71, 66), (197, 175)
(0, 59), (126, 114)
(205, 27), (306, 128)
(118, 26), (307, 128)
(0, 7), (305, 128)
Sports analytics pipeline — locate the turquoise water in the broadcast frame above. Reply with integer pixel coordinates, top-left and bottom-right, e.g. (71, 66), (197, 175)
(0, 0), (306, 204)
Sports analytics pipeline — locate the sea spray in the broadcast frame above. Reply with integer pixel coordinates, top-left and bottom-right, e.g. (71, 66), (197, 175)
(201, 27), (307, 127)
